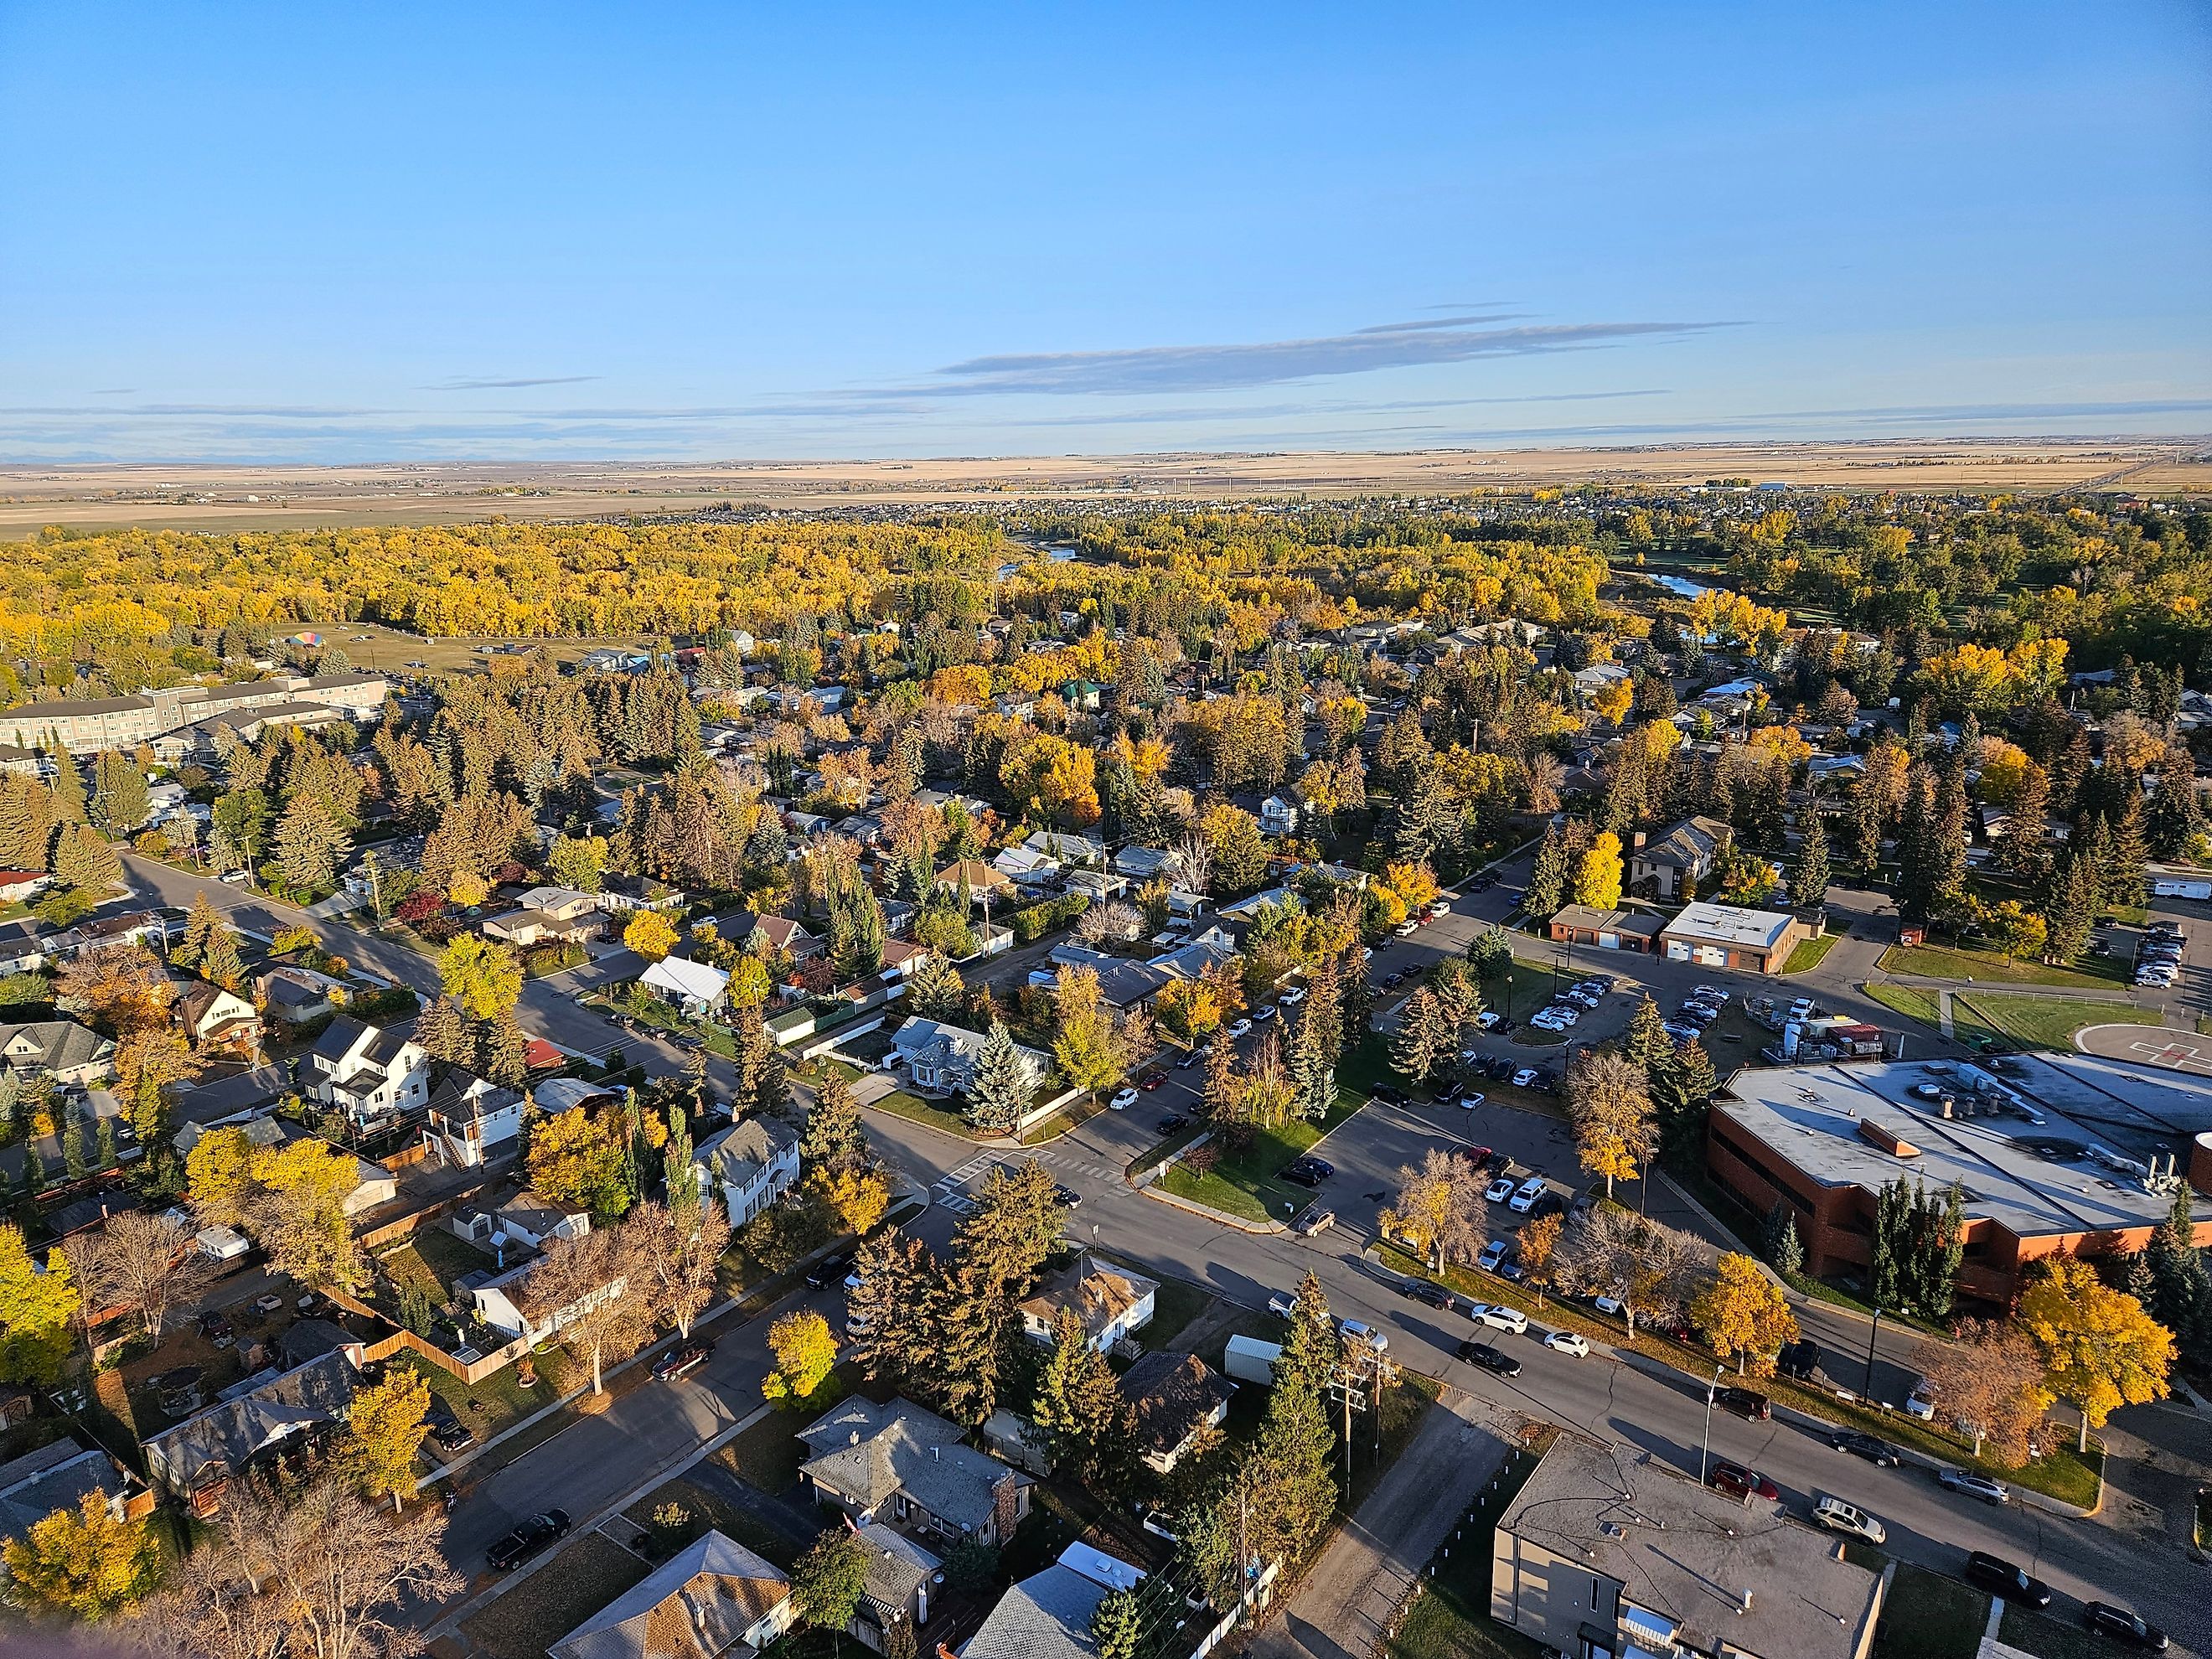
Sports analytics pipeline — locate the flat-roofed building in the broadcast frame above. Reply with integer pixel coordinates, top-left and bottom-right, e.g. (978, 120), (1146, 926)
(1657, 901), (1811, 975)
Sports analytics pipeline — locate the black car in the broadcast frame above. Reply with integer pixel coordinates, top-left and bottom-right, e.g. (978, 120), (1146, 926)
(1282, 1156), (1334, 1185)
(1528, 1192), (1566, 1220)
(1053, 1184), (1082, 1208)
(425, 1398), (473, 1453)
(1711, 1386), (1770, 1422)
(1159, 1114), (1188, 1135)
(1399, 1281), (1455, 1311)
(1457, 1340), (1521, 1377)
(1964, 1550), (2053, 1609)
(1368, 1087), (1411, 1108)
(1775, 1338), (1821, 1381)
(804, 1253), (853, 1289)
(651, 1340), (715, 1382)
(2082, 1601), (2169, 1650)
(1482, 1057), (1517, 1080)
(487, 1509), (572, 1571)
(1830, 1429), (1899, 1465)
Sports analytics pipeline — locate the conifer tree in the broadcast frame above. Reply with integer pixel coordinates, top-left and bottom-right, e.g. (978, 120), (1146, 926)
(1792, 809), (1830, 917)
(1523, 824), (1568, 921)
(44, 736), (85, 824)
(964, 1021), (1030, 1135)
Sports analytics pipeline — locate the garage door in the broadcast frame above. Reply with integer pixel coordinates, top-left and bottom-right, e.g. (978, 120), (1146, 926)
(1597, 932), (1620, 950)
(1696, 945), (1727, 968)
(1666, 940), (1691, 961)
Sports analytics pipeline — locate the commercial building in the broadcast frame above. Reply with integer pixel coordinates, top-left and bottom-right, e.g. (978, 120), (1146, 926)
(1657, 902), (1811, 974)
(1546, 905), (1665, 954)
(1491, 1436), (1884, 1659)
(0, 673), (388, 752)
(1706, 1059), (2212, 1304)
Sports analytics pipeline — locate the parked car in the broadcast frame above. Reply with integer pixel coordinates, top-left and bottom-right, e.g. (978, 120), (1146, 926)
(1456, 1091), (1486, 1110)
(1267, 1290), (1299, 1318)
(652, 1340), (715, 1382)
(1508, 1176), (1548, 1214)
(1338, 1319), (1388, 1350)
(1369, 1086), (1412, 1108)
(2081, 1602), (2169, 1650)
(1775, 1338), (1821, 1380)
(1470, 1302), (1528, 1334)
(1109, 1088), (1139, 1111)
(1393, 920), (1419, 938)
(1253, 1004), (1279, 1022)
(1710, 1386), (1770, 1422)
(1938, 1469), (2009, 1505)
(1511, 1067), (1540, 1088)
(1830, 1429), (1900, 1466)
(1963, 1550), (2053, 1608)
(1283, 1156), (1334, 1186)
(1459, 1144), (1494, 1166)
(1477, 1238), (1511, 1273)
(1227, 1019), (1253, 1038)
(1158, 1114), (1189, 1134)
(1476, 1010), (1503, 1030)
(1484, 1175), (1518, 1204)
(1543, 1330), (1590, 1357)
(1811, 1496), (1886, 1545)
(1708, 1460), (1780, 1502)
(805, 1253), (853, 1289)
(1457, 1340), (1520, 1377)
(488, 1510), (572, 1571)
(1400, 1281), (1455, 1311)
(1295, 1209), (1336, 1237)
(1279, 985), (1308, 1005)
(425, 1398), (473, 1452)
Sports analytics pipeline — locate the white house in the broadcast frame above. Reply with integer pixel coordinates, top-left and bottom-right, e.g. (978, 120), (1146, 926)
(1017, 1254), (1157, 1353)
(421, 1071), (527, 1169)
(303, 1017), (432, 1129)
(450, 1189), (590, 1259)
(692, 1119), (801, 1227)
(888, 1016), (1048, 1099)
(638, 955), (730, 1018)
(1258, 796), (1299, 837)
(470, 1247), (627, 1345)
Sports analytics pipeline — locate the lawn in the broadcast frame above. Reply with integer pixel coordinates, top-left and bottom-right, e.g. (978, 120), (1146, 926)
(1784, 932), (1842, 974)
(1155, 1093), (1368, 1227)
(460, 1532), (651, 1659)
(1876, 943), (2125, 990)
(1869, 1564), (1988, 1659)
(622, 1472), (807, 1570)
(863, 1086), (979, 1139)
(720, 1407), (811, 1495)
(1997, 1605), (2111, 1659)
(1133, 1271), (1211, 1351)
(1951, 992), (2163, 1052)
(1866, 983), (1945, 1028)
(396, 1346), (581, 1449)
(1482, 959), (1581, 1025)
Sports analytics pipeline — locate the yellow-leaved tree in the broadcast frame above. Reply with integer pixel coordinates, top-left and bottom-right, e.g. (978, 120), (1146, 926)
(1575, 831), (1624, 911)
(1690, 1253), (1799, 1376)
(340, 1366), (433, 1511)
(623, 909), (679, 963)
(2, 1491), (161, 1618)
(2017, 1256), (2173, 1451)
(762, 1309), (839, 1404)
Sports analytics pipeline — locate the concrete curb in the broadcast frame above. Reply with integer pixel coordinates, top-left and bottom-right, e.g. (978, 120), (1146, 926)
(1139, 1181), (1288, 1233)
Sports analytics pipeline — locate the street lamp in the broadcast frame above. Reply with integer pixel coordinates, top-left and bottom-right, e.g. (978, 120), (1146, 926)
(1698, 1362), (1724, 1486)
(1863, 1306), (1883, 1399)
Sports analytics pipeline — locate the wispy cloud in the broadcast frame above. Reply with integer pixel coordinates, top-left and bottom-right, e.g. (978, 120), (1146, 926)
(910, 317), (1730, 397)
(89, 388), (136, 395)
(421, 375), (601, 391)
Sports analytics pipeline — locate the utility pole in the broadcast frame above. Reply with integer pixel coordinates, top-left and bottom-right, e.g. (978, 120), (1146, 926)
(1699, 1362), (1722, 1486)
(1864, 1306), (1884, 1398)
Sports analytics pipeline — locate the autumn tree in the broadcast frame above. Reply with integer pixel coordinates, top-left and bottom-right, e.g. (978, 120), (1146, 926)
(1690, 1253), (1798, 1376)
(251, 1138), (369, 1291)
(792, 1527), (873, 1655)
(339, 1366), (432, 1511)
(1917, 1320), (2050, 1466)
(527, 1103), (633, 1219)
(78, 1210), (209, 1341)
(0, 1222), (79, 1383)
(628, 1198), (731, 1341)
(1517, 1211), (1563, 1304)
(1567, 1048), (1656, 1198)
(3, 1490), (162, 1619)
(528, 1224), (651, 1394)
(437, 933), (522, 1021)
(763, 1308), (840, 1403)
(623, 908), (680, 961)
(1574, 830), (1624, 911)
(1052, 965), (1128, 1102)
(2018, 1256), (2174, 1450)
(1555, 1207), (1696, 1336)
(1380, 1148), (1485, 1270)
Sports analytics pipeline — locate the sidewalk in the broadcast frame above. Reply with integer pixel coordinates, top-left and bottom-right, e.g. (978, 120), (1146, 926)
(1247, 1388), (1513, 1659)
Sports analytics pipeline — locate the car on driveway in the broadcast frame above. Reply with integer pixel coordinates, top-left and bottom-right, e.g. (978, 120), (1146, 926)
(1830, 1429), (1900, 1466)
(425, 1397), (473, 1453)
(488, 1510), (572, 1571)
(1484, 1175), (1518, 1204)
(1938, 1469), (2009, 1505)
(1811, 1496), (1886, 1545)
(1253, 1004), (1279, 1022)
(1710, 1386), (1770, 1421)
(1470, 1302), (1528, 1334)
(1964, 1550), (2052, 1608)
(652, 1339), (715, 1382)
(2082, 1602), (2169, 1649)
(1708, 1460), (1780, 1502)
(1457, 1339), (1521, 1376)
(1543, 1330), (1589, 1357)
(1109, 1088), (1139, 1111)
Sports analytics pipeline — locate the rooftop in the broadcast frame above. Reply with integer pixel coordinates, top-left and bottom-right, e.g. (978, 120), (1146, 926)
(1498, 1438), (1882, 1659)
(1715, 1059), (2184, 1243)
(1662, 901), (1796, 951)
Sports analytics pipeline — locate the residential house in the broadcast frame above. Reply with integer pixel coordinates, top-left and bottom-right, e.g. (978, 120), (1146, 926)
(1491, 1437), (1884, 1659)
(639, 956), (730, 1018)
(1112, 845), (1176, 883)
(0, 921), (48, 974)
(483, 886), (607, 947)
(421, 1070), (527, 1169)
(469, 1233), (628, 1344)
(748, 915), (824, 960)
(174, 982), (261, 1057)
(850, 1521), (941, 1656)
(992, 845), (1062, 892)
(0, 1019), (114, 1086)
(1629, 815), (1732, 901)
(935, 859), (1015, 907)
(888, 1016), (1048, 1099)
(303, 1016), (432, 1129)
(0, 871), (46, 903)
(1117, 1352), (1233, 1473)
(797, 1397), (1033, 1548)
(692, 1118), (801, 1227)
(1258, 795), (1299, 837)
(255, 964), (344, 1028)
(142, 1349), (357, 1513)
(168, 1064), (292, 1144)
(451, 1188), (591, 1256)
(1026, 830), (1105, 869)
(1017, 1253), (1157, 1352)
(961, 1545), (1147, 1659)
(0, 1439), (147, 1537)
(549, 1531), (795, 1659)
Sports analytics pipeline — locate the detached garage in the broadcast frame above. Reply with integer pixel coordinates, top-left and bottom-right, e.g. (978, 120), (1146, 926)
(1546, 905), (1665, 954)
(1656, 901), (1811, 975)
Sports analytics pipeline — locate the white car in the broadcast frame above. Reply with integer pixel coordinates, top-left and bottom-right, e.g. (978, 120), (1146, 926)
(1226, 1019), (1253, 1039)
(1937, 1469), (2010, 1505)
(1511, 1067), (1539, 1088)
(1527, 1013), (1565, 1032)
(1477, 1239), (1510, 1272)
(1429, 899), (1453, 917)
(1544, 1330), (1590, 1357)
(1787, 999), (1816, 1021)
(1470, 1303), (1528, 1335)
(1267, 1291), (1299, 1318)
(1393, 920), (1419, 938)
(1812, 1496), (1887, 1545)
(1476, 1010), (1502, 1030)
(1279, 985), (1308, 1006)
(1543, 1004), (1580, 1026)
(1509, 1176), (1548, 1214)
(1338, 1319), (1388, 1351)
(1484, 1176), (1518, 1204)
(1109, 1088), (1138, 1111)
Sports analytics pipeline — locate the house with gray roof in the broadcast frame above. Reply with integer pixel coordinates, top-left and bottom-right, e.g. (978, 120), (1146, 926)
(1117, 1352), (1233, 1473)
(850, 1521), (941, 1655)
(304, 1016), (431, 1129)
(0, 1019), (113, 1085)
(692, 1118), (800, 1227)
(887, 1017), (1049, 1100)
(797, 1398), (1032, 1548)
(961, 1544), (1148, 1659)
(1630, 814), (1732, 900)
(142, 1349), (356, 1512)
(550, 1530), (793, 1659)
(0, 1438), (142, 1538)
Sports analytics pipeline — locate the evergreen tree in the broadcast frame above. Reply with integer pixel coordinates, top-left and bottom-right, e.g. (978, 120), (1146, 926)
(1998, 762), (2053, 882)
(199, 923), (245, 991)
(663, 1103), (697, 1218)
(2042, 854), (2098, 963)
(1523, 824), (1568, 921)
(414, 995), (476, 1067)
(2146, 772), (2204, 861)
(1930, 760), (1970, 915)
(482, 1008), (529, 1087)
(931, 1262), (1005, 1426)
(44, 736), (85, 824)
(93, 1115), (116, 1173)
(1847, 785), (1884, 880)
(1389, 988), (1445, 1084)
(963, 1022), (1031, 1135)
(61, 1113), (85, 1181)
(755, 1050), (793, 1119)
(799, 1069), (866, 1171)
(90, 751), (150, 835)
(1773, 1214), (1804, 1277)
(1286, 1005), (1336, 1122)
(173, 894), (223, 972)
(1336, 946), (1372, 1047)
(1623, 994), (1672, 1081)
(2106, 793), (2149, 911)
(50, 824), (121, 890)
(271, 791), (349, 893)
(1031, 1307), (1134, 1490)
(1792, 809), (1830, 917)
(906, 950), (965, 1023)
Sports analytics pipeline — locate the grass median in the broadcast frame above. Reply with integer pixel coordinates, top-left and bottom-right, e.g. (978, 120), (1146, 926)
(1374, 1243), (2101, 1508)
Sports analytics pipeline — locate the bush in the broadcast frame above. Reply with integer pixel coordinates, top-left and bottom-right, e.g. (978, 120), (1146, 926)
(1006, 892), (1092, 944)
(347, 985), (421, 1022)
(523, 941), (587, 978)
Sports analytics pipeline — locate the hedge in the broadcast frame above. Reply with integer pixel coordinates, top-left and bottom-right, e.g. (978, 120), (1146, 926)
(1007, 892), (1092, 944)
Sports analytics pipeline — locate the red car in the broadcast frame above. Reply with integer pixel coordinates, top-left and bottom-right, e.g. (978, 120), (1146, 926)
(1140, 1071), (1168, 1091)
(1458, 1145), (1494, 1165)
(1708, 1460), (1779, 1502)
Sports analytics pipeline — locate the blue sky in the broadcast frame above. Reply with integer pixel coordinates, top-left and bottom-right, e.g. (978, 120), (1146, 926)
(3, 1), (2208, 463)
